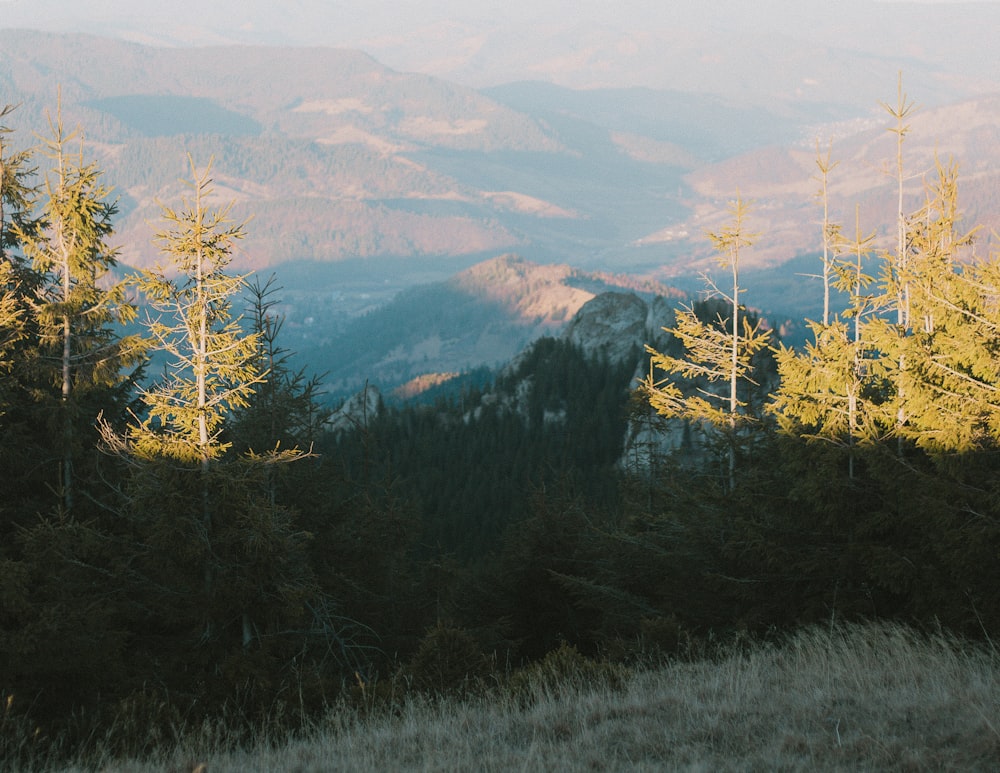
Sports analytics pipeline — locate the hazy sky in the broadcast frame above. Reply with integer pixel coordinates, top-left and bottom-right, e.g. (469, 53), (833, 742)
(2, 1), (995, 50)
(3, 0), (999, 104)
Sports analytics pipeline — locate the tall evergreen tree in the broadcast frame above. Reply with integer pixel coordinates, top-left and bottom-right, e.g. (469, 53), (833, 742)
(878, 157), (986, 453)
(770, 206), (882, 477)
(0, 104), (39, 263)
(101, 158), (324, 682)
(0, 104), (37, 404)
(1, 101), (144, 725)
(108, 156), (264, 645)
(126, 156), (261, 468)
(642, 195), (771, 491)
(815, 138), (841, 327)
(14, 101), (143, 514)
(229, 274), (328, 464)
(878, 75), (920, 449)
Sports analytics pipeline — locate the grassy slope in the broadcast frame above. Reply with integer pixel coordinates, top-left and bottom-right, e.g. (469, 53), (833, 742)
(38, 622), (1000, 772)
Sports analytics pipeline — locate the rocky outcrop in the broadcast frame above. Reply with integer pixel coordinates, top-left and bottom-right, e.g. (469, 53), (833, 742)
(327, 383), (382, 435)
(561, 291), (692, 472)
(563, 292), (647, 362)
(562, 291), (675, 361)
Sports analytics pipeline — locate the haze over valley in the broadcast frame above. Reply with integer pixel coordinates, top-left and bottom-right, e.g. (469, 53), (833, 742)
(3, 2), (1000, 390)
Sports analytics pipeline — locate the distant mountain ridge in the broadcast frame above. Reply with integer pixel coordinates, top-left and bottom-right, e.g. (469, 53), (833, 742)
(0, 29), (828, 281)
(647, 93), (1000, 275)
(294, 254), (684, 399)
(5, 29), (1000, 318)
(8, 1), (1000, 109)
(0, 31), (568, 270)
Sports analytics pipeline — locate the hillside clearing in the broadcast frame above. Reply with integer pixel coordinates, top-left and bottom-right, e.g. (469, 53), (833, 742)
(31, 622), (1000, 772)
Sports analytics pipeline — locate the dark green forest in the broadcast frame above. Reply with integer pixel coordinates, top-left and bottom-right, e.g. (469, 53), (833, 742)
(3, 94), (1000, 766)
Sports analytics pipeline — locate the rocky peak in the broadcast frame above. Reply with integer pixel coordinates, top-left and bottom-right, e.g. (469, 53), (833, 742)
(563, 291), (675, 362)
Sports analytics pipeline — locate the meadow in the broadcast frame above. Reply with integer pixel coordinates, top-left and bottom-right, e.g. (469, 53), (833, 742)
(12, 622), (997, 772)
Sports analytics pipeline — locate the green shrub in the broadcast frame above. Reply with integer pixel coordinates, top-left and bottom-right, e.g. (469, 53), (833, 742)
(507, 642), (629, 703)
(406, 622), (490, 693)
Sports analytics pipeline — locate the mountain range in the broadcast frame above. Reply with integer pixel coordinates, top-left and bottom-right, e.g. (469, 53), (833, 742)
(3, 27), (1000, 395)
(6, 28), (999, 294)
(287, 254), (685, 400)
(7, 2), (1000, 107)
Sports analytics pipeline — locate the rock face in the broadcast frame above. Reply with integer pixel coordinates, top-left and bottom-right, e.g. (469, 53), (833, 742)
(327, 383), (382, 435)
(563, 292), (648, 362)
(563, 291), (676, 360)
(561, 291), (690, 472)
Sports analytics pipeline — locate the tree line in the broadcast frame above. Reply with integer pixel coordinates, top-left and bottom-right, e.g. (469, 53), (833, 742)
(0, 101), (428, 748)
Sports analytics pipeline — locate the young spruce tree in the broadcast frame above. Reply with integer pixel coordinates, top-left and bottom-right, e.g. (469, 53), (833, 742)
(13, 100), (143, 515)
(0, 104), (37, 411)
(103, 158), (321, 688)
(642, 194), (771, 491)
(108, 158), (265, 648)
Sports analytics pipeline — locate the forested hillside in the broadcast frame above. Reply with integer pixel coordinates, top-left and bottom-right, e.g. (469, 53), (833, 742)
(0, 30), (691, 275)
(3, 83), (1000, 770)
(294, 254), (683, 398)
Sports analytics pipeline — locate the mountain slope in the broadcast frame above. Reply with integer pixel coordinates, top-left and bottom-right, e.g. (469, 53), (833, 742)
(0, 29), (807, 279)
(294, 254), (683, 398)
(0, 31), (569, 270)
(639, 93), (1000, 277)
(5, 30), (1000, 305)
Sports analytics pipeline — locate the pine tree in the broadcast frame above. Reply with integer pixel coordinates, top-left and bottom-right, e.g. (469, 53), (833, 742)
(105, 156), (265, 647)
(815, 138), (841, 327)
(881, 73), (920, 331)
(877, 74), (920, 450)
(229, 274), (328, 465)
(225, 275), (329, 649)
(880, 157), (986, 452)
(127, 156), (262, 468)
(0, 104), (37, 401)
(0, 104), (39, 263)
(1, 101), (143, 724)
(103, 158), (328, 672)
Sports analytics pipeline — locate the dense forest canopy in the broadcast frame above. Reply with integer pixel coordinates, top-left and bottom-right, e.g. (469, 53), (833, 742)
(3, 83), (1000, 767)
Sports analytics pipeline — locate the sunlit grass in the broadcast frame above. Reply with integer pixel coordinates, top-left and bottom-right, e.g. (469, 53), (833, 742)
(13, 622), (1000, 772)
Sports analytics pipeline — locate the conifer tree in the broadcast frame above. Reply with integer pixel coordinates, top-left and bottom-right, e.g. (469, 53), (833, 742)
(881, 74), (919, 331)
(115, 157), (264, 643)
(225, 275), (328, 649)
(229, 275), (328, 466)
(770, 206), (882, 477)
(128, 157), (261, 467)
(0, 104), (40, 652)
(815, 139), (841, 327)
(0, 104), (38, 263)
(876, 157), (987, 452)
(1, 102), (143, 723)
(0, 104), (36, 400)
(104, 158), (324, 664)
(642, 195), (771, 490)
(14, 101), (143, 514)
(773, 78), (926, 468)
(877, 74), (920, 449)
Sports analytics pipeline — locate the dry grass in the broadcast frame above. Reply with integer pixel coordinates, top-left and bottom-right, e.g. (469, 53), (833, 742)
(20, 622), (1000, 772)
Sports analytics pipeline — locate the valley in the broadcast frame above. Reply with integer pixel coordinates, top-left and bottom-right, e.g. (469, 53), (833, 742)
(4, 29), (1000, 383)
